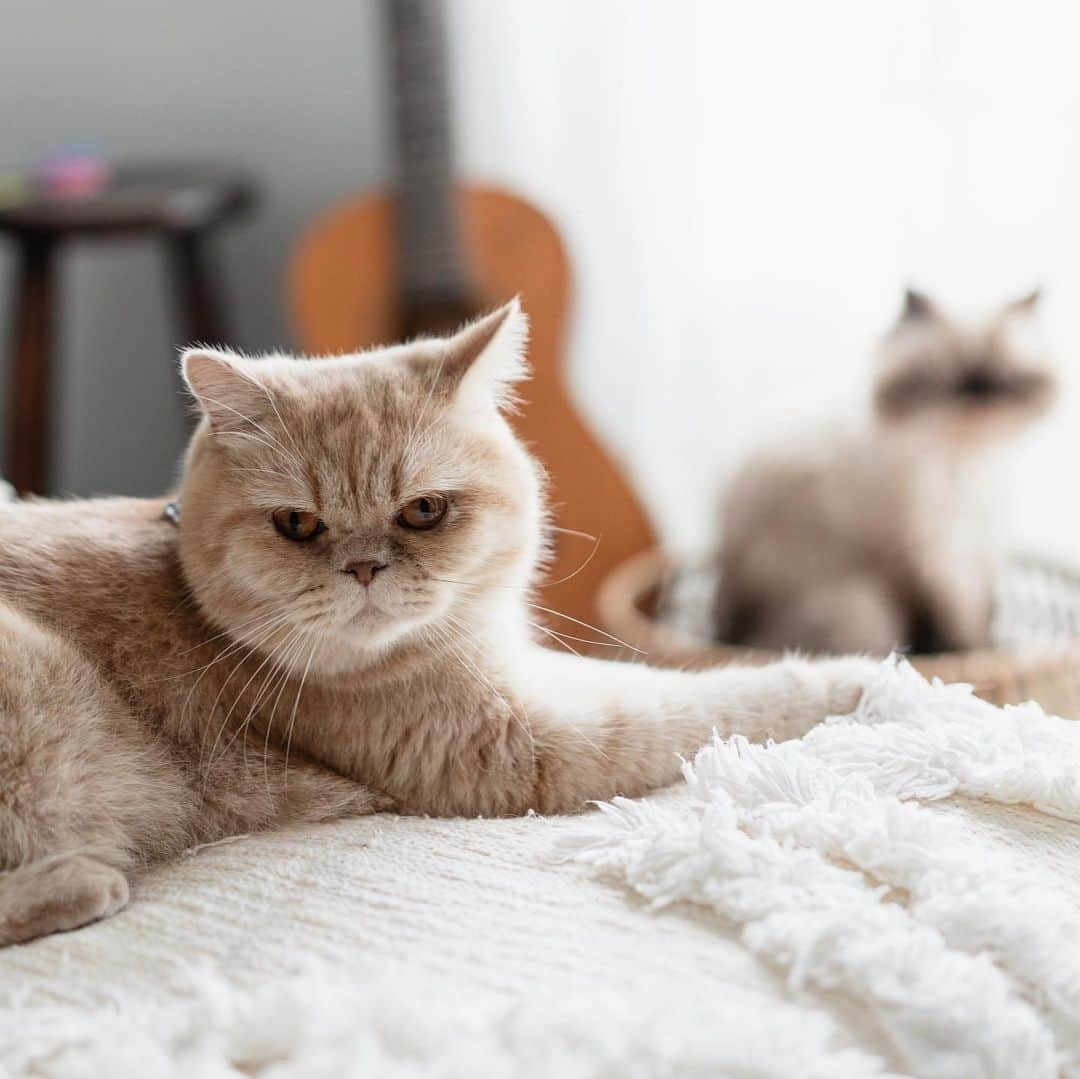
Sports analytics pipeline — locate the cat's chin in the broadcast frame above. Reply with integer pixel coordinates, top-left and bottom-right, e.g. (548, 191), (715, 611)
(304, 613), (432, 677)
(347, 603), (391, 628)
(344, 596), (432, 639)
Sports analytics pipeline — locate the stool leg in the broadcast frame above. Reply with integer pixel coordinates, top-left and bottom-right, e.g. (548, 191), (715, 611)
(8, 236), (58, 495)
(168, 231), (227, 347)
(167, 231), (229, 431)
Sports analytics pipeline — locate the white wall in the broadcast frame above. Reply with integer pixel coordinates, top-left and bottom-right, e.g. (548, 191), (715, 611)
(451, 0), (1080, 562)
(4, 0), (1080, 569)
(0, 0), (388, 494)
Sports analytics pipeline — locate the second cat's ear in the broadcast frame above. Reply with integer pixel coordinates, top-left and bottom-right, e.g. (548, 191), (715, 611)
(900, 287), (942, 323)
(440, 299), (530, 412)
(1004, 287), (1042, 317)
(181, 347), (268, 431)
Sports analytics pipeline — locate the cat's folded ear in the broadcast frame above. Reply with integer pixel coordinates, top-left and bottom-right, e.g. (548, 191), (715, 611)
(181, 347), (269, 431)
(438, 299), (530, 413)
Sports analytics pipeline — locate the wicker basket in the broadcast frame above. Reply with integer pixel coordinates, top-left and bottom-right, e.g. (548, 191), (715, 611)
(597, 548), (1080, 719)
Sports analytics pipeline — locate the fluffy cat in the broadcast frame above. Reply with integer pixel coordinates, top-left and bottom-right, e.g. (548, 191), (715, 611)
(0, 301), (875, 946)
(712, 288), (1056, 655)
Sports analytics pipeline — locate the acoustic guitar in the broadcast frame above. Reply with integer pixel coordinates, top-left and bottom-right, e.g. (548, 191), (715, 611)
(288, 0), (655, 637)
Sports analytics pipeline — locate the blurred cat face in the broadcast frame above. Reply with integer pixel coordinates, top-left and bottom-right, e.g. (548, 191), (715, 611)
(177, 303), (543, 675)
(873, 289), (1057, 447)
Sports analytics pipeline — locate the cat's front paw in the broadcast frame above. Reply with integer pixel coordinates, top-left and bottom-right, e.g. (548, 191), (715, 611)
(767, 654), (884, 741)
(0, 855), (129, 947)
(814, 655), (884, 718)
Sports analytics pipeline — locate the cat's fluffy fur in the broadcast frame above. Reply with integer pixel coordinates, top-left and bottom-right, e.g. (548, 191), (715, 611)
(712, 289), (1056, 655)
(0, 301), (875, 945)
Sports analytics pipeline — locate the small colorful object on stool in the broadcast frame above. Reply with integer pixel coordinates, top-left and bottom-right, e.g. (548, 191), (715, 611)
(35, 148), (112, 199)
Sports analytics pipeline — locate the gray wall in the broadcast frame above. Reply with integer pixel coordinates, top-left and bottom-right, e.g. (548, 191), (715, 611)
(0, 0), (388, 494)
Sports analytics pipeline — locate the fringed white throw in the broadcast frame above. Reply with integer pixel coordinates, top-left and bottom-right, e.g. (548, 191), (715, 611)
(565, 659), (1080, 1079)
(3, 660), (1080, 1077)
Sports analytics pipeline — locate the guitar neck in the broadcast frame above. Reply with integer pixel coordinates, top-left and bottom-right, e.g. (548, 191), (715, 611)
(385, 0), (472, 317)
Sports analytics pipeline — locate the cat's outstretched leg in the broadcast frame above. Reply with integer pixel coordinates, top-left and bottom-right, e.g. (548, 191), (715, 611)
(0, 601), (192, 946)
(517, 650), (880, 815)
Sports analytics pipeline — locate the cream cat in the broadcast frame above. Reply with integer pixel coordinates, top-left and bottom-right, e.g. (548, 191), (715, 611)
(0, 302), (874, 946)
(712, 289), (1056, 655)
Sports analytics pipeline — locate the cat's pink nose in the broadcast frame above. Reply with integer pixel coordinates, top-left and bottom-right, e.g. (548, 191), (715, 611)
(343, 559), (387, 586)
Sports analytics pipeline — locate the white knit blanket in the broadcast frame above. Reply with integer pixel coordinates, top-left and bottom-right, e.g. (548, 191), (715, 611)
(2, 660), (1080, 1078)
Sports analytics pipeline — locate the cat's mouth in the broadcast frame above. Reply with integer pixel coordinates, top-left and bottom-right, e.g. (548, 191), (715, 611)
(348, 600), (390, 625)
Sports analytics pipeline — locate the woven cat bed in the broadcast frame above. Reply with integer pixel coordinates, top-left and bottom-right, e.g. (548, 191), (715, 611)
(597, 548), (1080, 719)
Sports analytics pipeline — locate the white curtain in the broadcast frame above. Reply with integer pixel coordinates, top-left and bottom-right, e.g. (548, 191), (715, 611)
(450, 0), (1080, 559)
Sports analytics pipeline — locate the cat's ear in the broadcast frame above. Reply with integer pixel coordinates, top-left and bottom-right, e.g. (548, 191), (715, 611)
(1004, 287), (1042, 317)
(181, 347), (268, 431)
(440, 299), (530, 412)
(900, 287), (941, 323)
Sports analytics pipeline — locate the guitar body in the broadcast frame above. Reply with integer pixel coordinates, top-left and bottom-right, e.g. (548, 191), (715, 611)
(289, 184), (656, 628)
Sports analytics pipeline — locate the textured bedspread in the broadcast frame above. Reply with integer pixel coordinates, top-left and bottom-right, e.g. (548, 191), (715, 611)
(2, 661), (1079, 1077)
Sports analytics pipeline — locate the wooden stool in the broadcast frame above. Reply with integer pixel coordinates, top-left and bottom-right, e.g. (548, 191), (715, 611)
(0, 163), (256, 494)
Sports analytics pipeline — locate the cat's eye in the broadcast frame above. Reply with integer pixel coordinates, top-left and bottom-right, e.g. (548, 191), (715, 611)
(272, 508), (326, 542)
(397, 494), (449, 531)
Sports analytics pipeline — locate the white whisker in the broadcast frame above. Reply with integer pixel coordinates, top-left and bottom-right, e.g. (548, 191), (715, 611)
(218, 626), (306, 770)
(262, 629), (312, 805)
(549, 525), (598, 542)
(198, 618), (294, 788)
(283, 633), (321, 793)
(526, 603), (644, 654)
